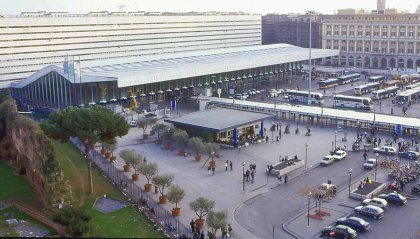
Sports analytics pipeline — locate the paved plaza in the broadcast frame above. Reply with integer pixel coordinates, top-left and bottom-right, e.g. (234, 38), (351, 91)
(110, 101), (420, 238)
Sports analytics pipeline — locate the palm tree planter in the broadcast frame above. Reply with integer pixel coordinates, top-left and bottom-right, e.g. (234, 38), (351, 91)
(137, 117), (157, 140)
(154, 123), (166, 145)
(206, 143), (220, 167)
(189, 137), (205, 162)
(120, 149), (142, 177)
(168, 185), (185, 217)
(189, 197), (215, 230)
(207, 210), (228, 237)
(104, 142), (117, 163)
(172, 129), (189, 156)
(139, 162), (158, 192)
(162, 125), (175, 150)
(152, 174), (173, 204)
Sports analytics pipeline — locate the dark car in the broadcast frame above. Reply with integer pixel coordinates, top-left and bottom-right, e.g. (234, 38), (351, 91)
(321, 225), (357, 238)
(398, 150), (419, 160)
(354, 205), (384, 219)
(378, 192), (407, 205)
(336, 217), (371, 232)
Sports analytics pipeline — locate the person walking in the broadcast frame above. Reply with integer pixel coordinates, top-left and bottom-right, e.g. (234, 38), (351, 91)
(277, 174), (282, 184)
(251, 170), (255, 183)
(190, 219), (195, 233)
(265, 135), (269, 143)
(211, 167), (215, 176)
(284, 175), (288, 185)
(363, 152), (367, 161)
(225, 160), (229, 171)
(229, 161), (233, 171)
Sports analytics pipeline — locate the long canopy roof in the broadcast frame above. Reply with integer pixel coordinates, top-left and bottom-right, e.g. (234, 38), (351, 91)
(12, 44), (339, 89)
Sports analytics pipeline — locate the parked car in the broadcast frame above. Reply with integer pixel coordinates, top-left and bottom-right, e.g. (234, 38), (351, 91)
(335, 216), (371, 232)
(283, 94), (289, 99)
(354, 205), (384, 219)
(363, 158), (377, 170)
(362, 197), (388, 209)
(321, 225), (357, 238)
(398, 150), (420, 160)
(378, 192), (407, 205)
(320, 155), (335, 166)
(373, 146), (397, 155)
(332, 150), (347, 161)
(129, 120), (137, 127)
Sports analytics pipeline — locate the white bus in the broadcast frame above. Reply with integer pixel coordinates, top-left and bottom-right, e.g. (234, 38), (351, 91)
(337, 74), (361, 85)
(395, 88), (420, 105)
(369, 75), (386, 83)
(371, 86), (399, 100)
(405, 82), (420, 90)
(354, 82), (381, 95)
(333, 95), (372, 111)
(287, 90), (324, 105)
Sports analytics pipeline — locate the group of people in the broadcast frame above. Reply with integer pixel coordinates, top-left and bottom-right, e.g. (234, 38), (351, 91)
(245, 163), (257, 183)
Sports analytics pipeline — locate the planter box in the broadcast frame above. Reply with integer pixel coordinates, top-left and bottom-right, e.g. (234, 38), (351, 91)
(270, 159), (304, 176)
(350, 181), (386, 200)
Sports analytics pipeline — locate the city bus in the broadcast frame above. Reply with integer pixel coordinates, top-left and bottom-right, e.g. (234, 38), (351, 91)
(337, 74), (361, 85)
(371, 86), (399, 100)
(354, 82), (381, 95)
(368, 75), (386, 83)
(333, 95), (372, 111)
(405, 82), (420, 90)
(382, 80), (401, 88)
(395, 88), (420, 105)
(319, 79), (339, 89)
(287, 90), (324, 105)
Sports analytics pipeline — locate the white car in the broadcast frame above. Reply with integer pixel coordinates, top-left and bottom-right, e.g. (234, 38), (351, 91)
(129, 120), (137, 127)
(332, 150), (347, 161)
(362, 197), (388, 209)
(283, 94), (289, 99)
(269, 92), (278, 98)
(364, 158), (377, 170)
(320, 155), (335, 166)
(373, 146), (397, 155)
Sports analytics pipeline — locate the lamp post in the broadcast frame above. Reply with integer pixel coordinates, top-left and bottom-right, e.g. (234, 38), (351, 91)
(307, 191), (311, 227)
(348, 168), (353, 198)
(334, 131), (338, 150)
(242, 162), (246, 192)
(305, 143), (309, 170)
(375, 153), (379, 181)
(307, 13), (312, 105)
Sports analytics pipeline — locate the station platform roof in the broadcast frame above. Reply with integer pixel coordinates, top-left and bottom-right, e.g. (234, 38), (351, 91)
(165, 108), (271, 132)
(12, 44), (339, 89)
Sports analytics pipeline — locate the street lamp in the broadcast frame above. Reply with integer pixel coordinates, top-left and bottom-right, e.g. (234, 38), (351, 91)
(307, 13), (312, 105)
(307, 191), (312, 227)
(305, 143), (309, 170)
(348, 168), (353, 198)
(334, 131), (338, 150)
(375, 153), (379, 181)
(242, 162), (246, 192)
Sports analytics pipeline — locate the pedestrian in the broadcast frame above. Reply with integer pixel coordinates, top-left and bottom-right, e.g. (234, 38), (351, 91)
(228, 224), (232, 237)
(265, 135), (269, 143)
(143, 157), (147, 163)
(378, 138), (381, 145)
(208, 165), (211, 175)
(276, 123), (279, 131)
(229, 161), (233, 171)
(245, 169), (250, 182)
(221, 227), (228, 239)
(363, 152), (367, 161)
(277, 174), (282, 183)
(251, 170), (255, 183)
(364, 132), (368, 138)
(190, 219), (195, 233)
(200, 231), (205, 239)
(211, 167), (215, 176)
(225, 160), (229, 171)
(400, 180), (405, 192)
(284, 175), (289, 184)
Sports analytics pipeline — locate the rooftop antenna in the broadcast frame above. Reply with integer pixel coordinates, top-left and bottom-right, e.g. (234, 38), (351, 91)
(117, 5), (125, 12)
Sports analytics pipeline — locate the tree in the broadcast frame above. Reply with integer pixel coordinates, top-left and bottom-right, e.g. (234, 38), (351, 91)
(153, 123), (167, 141)
(138, 162), (158, 184)
(167, 185), (185, 209)
(152, 174), (173, 197)
(161, 125), (175, 145)
(104, 141), (117, 159)
(119, 149), (143, 175)
(41, 106), (129, 194)
(206, 142), (220, 160)
(53, 206), (98, 237)
(207, 210), (228, 235)
(137, 117), (157, 138)
(189, 137), (205, 156)
(172, 129), (189, 155)
(189, 197), (215, 220)
(299, 185), (335, 217)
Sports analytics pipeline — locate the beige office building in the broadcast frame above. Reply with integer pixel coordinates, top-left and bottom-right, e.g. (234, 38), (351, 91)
(321, 12), (420, 71)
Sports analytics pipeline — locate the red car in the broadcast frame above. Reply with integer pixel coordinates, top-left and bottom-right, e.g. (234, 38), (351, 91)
(387, 182), (400, 192)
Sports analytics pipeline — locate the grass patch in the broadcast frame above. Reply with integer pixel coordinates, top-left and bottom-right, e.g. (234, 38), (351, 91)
(0, 206), (56, 237)
(0, 160), (40, 207)
(53, 140), (166, 238)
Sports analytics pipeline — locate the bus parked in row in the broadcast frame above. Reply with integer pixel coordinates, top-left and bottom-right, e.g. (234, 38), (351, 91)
(354, 82), (381, 95)
(287, 90), (324, 105)
(369, 75), (386, 83)
(333, 95), (372, 111)
(337, 74), (361, 85)
(395, 88), (420, 105)
(319, 79), (339, 89)
(371, 86), (399, 100)
(405, 82), (420, 90)
(382, 80), (401, 88)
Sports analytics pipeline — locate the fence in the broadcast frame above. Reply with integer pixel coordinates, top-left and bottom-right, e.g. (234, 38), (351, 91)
(70, 138), (192, 238)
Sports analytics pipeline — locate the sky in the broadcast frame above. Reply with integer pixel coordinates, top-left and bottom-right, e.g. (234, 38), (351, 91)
(0, 0), (419, 15)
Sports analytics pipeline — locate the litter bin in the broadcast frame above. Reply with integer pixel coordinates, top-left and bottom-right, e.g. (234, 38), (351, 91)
(327, 180), (332, 185)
